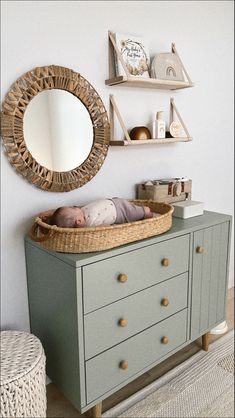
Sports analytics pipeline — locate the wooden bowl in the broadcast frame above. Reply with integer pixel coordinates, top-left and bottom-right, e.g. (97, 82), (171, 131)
(129, 126), (151, 141)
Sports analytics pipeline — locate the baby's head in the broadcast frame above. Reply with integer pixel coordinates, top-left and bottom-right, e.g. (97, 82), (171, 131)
(50, 206), (86, 228)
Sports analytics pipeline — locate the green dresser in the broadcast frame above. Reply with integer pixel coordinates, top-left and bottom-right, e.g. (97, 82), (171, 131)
(25, 211), (232, 416)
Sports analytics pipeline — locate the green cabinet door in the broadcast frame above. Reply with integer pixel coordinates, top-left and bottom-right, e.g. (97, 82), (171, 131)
(191, 222), (230, 339)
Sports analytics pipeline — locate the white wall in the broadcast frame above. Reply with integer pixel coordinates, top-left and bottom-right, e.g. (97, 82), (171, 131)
(1, 1), (234, 331)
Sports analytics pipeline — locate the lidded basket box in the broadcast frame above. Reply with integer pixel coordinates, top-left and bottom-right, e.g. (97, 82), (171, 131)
(137, 178), (192, 204)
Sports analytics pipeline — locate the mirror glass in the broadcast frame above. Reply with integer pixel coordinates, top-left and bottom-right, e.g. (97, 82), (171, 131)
(24, 90), (93, 172)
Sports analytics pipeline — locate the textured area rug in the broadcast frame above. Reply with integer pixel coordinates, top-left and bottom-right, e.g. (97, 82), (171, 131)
(103, 331), (234, 418)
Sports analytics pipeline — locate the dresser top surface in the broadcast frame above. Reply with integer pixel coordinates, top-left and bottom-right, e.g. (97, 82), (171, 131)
(25, 211), (232, 267)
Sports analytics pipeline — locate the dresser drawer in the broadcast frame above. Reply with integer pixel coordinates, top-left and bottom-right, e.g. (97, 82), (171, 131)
(83, 235), (189, 313)
(84, 272), (188, 359)
(86, 309), (187, 403)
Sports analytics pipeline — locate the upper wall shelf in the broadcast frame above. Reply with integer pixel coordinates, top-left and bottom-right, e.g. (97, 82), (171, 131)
(106, 32), (194, 90)
(105, 76), (193, 90)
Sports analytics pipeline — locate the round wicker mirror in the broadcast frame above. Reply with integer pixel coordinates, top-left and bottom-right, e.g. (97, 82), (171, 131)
(1, 65), (110, 192)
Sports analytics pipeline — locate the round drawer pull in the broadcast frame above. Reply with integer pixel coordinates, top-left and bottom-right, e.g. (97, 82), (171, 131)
(196, 246), (205, 254)
(161, 298), (170, 307)
(161, 336), (169, 345)
(118, 318), (128, 327)
(118, 274), (128, 283)
(119, 360), (128, 370)
(162, 258), (170, 267)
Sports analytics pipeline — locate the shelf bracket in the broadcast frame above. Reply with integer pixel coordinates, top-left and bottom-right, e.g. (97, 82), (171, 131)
(108, 31), (130, 78)
(109, 95), (132, 144)
(170, 98), (191, 139)
(171, 43), (193, 86)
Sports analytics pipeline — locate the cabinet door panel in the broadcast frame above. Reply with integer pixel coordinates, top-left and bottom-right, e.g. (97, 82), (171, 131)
(209, 224), (224, 325)
(191, 222), (229, 339)
(216, 223), (230, 320)
(199, 227), (213, 332)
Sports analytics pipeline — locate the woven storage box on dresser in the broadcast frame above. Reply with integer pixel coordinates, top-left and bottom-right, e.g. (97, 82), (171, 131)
(0, 331), (46, 418)
(137, 179), (192, 204)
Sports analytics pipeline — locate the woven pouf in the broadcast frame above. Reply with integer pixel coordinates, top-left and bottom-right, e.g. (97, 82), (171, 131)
(0, 331), (46, 417)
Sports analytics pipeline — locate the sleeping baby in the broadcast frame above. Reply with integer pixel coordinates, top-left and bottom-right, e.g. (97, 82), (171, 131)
(39, 198), (154, 228)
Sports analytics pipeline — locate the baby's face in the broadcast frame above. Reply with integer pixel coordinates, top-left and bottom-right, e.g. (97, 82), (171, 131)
(66, 207), (86, 227)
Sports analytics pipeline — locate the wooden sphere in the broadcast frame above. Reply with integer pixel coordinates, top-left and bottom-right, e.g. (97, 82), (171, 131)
(119, 360), (128, 370)
(129, 126), (151, 141)
(162, 258), (170, 267)
(161, 336), (169, 345)
(118, 274), (128, 283)
(118, 318), (128, 327)
(161, 298), (170, 307)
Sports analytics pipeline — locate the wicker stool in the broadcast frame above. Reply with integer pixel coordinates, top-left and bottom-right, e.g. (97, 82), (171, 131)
(0, 331), (46, 417)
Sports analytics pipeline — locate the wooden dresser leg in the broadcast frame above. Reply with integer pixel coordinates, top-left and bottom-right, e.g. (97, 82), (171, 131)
(91, 402), (102, 418)
(202, 332), (209, 351)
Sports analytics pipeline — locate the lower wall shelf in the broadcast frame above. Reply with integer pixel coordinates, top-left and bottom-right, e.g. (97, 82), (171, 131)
(110, 137), (192, 146)
(109, 95), (192, 146)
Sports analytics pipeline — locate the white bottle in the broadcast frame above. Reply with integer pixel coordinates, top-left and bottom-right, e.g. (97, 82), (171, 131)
(152, 111), (166, 139)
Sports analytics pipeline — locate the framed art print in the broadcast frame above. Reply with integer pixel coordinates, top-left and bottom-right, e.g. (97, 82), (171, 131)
(114, 33), (150, 78)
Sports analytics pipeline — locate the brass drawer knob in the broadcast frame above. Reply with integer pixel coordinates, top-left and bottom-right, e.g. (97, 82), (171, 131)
(162, 258), (170, 267)
(161, 298), (169, 307)
(196, 246), (205, 254)
(161, 336), (169, 345)
(118, 318), (128, 327)
(118, 274), (128, 283)
(119, 360), (128, 370)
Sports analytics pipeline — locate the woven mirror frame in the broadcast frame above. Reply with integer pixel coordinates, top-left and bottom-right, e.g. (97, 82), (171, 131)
(1, 65), (110, 192)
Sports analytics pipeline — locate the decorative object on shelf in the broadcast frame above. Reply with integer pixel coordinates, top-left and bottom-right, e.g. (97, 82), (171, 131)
(173, 200), (204, 219)
(112, 32), (150, 78)
(151, 53), (184, 81)
(169, 121), (183, 138)
(109, 95), (192, 146)
(152, 111), (166, 139)
(137, 178), (192, 204)
(29, 200), (174, 253)
(129, 126), (151, 141)
(1, 65), (110, 192)
(106, 34), (194, 90)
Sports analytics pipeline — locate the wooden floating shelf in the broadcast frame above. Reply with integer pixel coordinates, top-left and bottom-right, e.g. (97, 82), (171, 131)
(109, 95), (192, 146)
(110, 137), (193, 146)
(107, 31), (194, 91)
(105, 76), (194, 90)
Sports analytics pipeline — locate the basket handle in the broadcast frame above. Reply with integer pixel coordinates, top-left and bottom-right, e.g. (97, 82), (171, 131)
(30, 222), (55, 242)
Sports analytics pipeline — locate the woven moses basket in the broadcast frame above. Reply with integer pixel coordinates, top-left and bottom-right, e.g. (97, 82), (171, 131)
(30, 200), (174, 253)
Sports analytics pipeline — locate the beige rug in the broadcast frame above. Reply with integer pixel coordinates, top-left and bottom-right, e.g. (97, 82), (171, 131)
(103, 331), (234, 418)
